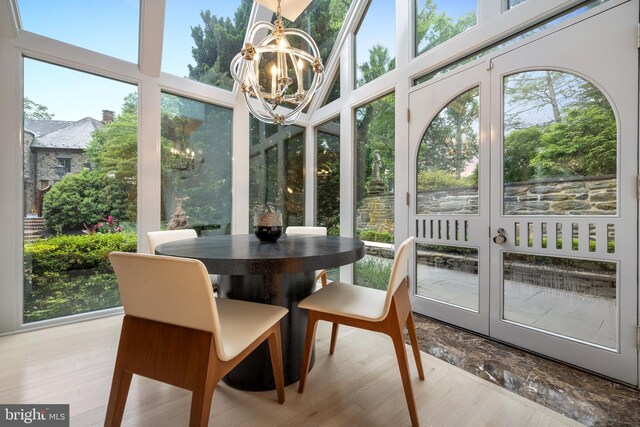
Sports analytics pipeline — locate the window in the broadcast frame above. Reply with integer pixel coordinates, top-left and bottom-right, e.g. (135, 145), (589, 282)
(321, 68), (341, 107)
(355, 0), (395, 88)
(57, 158), (71, 174)
(17, 0), (139, 63)
(160, 93), (233, 234)
(415, 0), (477, 57)
(354, 93), (395, 288)
(23, 59), (137, 323)
(161, 0), (251, 90)
(249, 118), (305, 227)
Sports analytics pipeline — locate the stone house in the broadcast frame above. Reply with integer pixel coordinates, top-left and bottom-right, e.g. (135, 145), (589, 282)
(23, 110), (113, 216)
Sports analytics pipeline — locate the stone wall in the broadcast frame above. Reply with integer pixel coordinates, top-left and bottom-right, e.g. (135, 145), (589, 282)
(35, 148), (88, 184)
(356, 193), (394, 234)
(23, 133), (36, 215)
(416, 176), (616, 215)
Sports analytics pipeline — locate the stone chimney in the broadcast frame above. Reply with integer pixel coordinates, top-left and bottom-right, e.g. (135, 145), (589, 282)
(102, 110), (115, 123)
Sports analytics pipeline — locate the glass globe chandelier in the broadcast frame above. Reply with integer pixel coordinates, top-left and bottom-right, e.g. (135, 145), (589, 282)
(230, 0), (324, 125)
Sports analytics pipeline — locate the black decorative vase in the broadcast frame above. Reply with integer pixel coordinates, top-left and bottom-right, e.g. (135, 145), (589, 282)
(254, 225), (283, 242)
(253, 208), (283, 242)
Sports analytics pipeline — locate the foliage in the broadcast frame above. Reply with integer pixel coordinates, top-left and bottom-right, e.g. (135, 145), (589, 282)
(24, 97), (54, 120)
(24, 233), (136, 275)
(417, 87), (479, 181)
(357, 229), (394, 243)
(24, 270), (121, 323)
(355, 257), (392, 291)
(83, 215), (124, 235)
(188, 0), (252, 89)
(417, 170), (476, 190)
(415, 0), (477, 55)
(503, 76), (616, 182)
(42, 170), (107, 233)
(358, 45), (395, 86)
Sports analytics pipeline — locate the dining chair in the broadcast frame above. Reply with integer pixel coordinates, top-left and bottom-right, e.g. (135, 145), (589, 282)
(285, 226), (328, 287)
(297, 237), (424, 427)
(147, 229), (218, 291)
(105, 252), (287, 427)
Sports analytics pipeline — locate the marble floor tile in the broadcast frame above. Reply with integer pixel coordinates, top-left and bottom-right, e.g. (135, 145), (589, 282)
(410, 313), (640, 427)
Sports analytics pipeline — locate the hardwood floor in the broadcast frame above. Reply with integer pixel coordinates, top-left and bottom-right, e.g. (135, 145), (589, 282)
(0, 315), (582, 426)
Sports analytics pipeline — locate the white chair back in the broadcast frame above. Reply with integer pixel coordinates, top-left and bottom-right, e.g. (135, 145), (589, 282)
(147, 229), (197, 254)
(285, 226), (327, 236)
(109, 253), (224, 351)
(382, 237), (415, 317)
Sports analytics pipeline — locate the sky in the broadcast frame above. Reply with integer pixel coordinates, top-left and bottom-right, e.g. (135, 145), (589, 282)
(18, 0), (478, 121)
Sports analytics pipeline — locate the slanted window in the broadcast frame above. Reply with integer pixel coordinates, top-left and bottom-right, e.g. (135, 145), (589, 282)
(355, 0), (395, 88)
(414, 0), (477, 57)
(17, 0), (139, 63)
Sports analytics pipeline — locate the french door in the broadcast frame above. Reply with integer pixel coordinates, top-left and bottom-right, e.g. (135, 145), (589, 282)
(408, 1), (638, 384)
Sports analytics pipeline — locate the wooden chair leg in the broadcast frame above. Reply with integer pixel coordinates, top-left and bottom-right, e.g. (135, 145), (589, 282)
(390, 322), (420, 427)
(298, 312), (319, 393)
(268, 327), (286, 404)
(188, 371), (218, 427)
(329, 323), (339, 355)
(104, 368), (133, 427)
(406, 313), (425, 380)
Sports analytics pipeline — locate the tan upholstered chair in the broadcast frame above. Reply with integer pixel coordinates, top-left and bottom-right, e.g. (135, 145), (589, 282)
(297, 237), (424, 427)
(147, 229), (218, 291)
(285, 226), (328, 287)
(106, 253), (287, 427)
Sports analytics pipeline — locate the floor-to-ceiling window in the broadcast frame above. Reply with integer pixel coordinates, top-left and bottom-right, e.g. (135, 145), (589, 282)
(22, 59), (138, 323)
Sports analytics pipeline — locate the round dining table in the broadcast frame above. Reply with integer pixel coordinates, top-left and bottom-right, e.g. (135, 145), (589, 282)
(155, 233), (365, 391)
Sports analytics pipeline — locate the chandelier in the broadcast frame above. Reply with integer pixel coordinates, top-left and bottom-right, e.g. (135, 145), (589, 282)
(230, 0), (324, 125)
(170, 121), (205, 179)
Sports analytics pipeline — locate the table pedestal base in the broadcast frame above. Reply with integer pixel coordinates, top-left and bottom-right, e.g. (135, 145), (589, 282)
(217, 271), (316, 391)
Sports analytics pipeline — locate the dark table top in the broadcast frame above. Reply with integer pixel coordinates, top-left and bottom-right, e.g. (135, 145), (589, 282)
(155, 234), (365, 276)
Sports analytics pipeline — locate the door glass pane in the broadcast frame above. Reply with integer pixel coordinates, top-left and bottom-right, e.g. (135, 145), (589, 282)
(416, 244), (479, 312)
(162, 0), (250, 90)
(503, 252), (616, 349)
(415, 0), (477, 57)
(18, 0), (139, 63)
(503, 71), (617, 215)
(160, 94), (232, 235)
(249, 118), (305, 227)
(355, 0), (395, 88)
(417, 87), (479, 215)
(355, 93), (395, 288)
(23, 59), (137, 323)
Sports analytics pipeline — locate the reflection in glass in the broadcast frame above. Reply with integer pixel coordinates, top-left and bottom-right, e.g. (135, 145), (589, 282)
(503, 253), (617, 349)
(162, 0), (250, 90)
(355, 0), (395, 87)
(416, 244), (479, 312)
(250, 118), (305, 227)
(503, 71), (617, 215)
(415, 0), (477, 57)
(23, 60), (137, 323)
(354, 93), (395, 288)
(508, 0), (528, 9)
(416, 87), (479, 215)
(322, 68), (341, 107)
(161, 94), (232, 235)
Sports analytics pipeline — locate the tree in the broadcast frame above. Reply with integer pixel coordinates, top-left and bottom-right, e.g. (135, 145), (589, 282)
(417, 87), (479, 183)
(416, 0), (477, 55)
(24, 97), (54, 120)
(188, 0), (252, 89)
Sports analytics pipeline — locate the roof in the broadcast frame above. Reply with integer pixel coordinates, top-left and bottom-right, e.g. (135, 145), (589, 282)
(31, 117), (103, 150)
(24, 118), (73, 137)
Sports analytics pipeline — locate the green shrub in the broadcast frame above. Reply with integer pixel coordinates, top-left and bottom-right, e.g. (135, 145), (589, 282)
(417, 170), (476, 190)
(355, 257), (393, 290)
(23, 232), (136, 323)
(357, 229), (394, 243)
(24, 232), (137, 275)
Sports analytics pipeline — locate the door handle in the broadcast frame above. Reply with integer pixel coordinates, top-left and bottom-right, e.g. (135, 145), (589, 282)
(493, 228), (507, 244)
